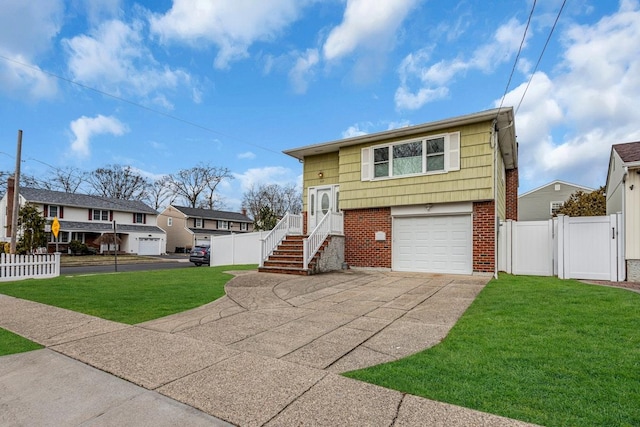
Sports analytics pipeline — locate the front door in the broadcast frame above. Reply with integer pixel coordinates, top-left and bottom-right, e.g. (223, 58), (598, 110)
(308, 185), (339, 231)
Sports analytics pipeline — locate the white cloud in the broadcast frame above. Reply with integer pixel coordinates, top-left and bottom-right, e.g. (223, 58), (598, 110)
(233, 166), (299, 192)
(501, 1), (640, 190)
(69, 115), (128, 157)
(342, 119), (412, 138)
(63, 19), (194, 106)
(342, 125), (369, 138)
(289, 49), (320, 94)
(0, 1), (63, 100)
(396, 18), (529, 110)
(150, 0), (307, 69)
(238, 151), (256, 160)
(323, 0), (420, 61)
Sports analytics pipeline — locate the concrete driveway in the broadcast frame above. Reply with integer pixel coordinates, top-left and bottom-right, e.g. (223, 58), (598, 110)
(0, 270), (539, 426)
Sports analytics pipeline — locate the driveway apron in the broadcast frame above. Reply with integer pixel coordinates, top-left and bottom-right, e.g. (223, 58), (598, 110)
(0, 270), (540, 427)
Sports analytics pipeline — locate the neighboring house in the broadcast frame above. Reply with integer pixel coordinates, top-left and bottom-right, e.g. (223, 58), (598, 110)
(518, 180), (594, 221)
(606, 141), (640, 281)
(159, 205), (254, 253)
(282, 107), (519, 276)
(0, 186), (165, 255)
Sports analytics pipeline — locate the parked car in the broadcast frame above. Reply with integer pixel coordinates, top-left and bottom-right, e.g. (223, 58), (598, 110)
(189, 246), (210, 266)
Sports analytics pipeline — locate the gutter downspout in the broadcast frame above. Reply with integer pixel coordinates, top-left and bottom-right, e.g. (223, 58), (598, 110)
(491, 120), (499, 280)
(622, 166), (628, 281)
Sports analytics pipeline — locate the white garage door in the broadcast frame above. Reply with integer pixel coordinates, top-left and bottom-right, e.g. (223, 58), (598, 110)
(138, 238), (160, 256)
(393, 215), (472, 274)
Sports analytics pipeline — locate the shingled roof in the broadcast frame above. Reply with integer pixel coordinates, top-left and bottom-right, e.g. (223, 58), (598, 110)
(612, 141), (640, 163)
(20, 187), (158, 214)
(172, 205), (252, 222)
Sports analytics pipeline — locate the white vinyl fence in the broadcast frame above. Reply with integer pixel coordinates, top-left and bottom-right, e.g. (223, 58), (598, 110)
(0, 253), (61, 281)
(210, 232), (269, 267)
(499, 214), (624, 281)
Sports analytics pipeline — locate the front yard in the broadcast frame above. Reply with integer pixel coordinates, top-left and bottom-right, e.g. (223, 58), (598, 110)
(345, 274), (640, 427)
(1, 271), (638, 426)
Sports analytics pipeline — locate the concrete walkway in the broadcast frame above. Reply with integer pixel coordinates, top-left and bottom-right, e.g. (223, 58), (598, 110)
(0, 270), (540, 426)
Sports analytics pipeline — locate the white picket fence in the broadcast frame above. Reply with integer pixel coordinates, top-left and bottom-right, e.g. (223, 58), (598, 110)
(0, 253), (61, 282)
(499, 214), (624, 281)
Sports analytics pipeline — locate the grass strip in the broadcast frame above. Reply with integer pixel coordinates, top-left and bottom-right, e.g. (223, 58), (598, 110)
(345, 274), (640, 427)
(0, 328), (43, 356)
(0, 265), (256, 325)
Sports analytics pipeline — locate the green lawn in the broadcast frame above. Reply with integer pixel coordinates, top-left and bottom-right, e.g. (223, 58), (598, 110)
(0, 328), (43, 356)
(345, 274), (640, 427)
(0, 265), (256, 325)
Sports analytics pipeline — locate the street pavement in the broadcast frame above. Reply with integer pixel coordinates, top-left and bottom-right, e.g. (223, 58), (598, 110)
(0, 269), (541, 426)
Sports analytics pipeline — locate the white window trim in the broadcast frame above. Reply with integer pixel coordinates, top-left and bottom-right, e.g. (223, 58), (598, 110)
(92, 209), (109, 221)
(167, 217), (173, 227)
(240, 222), (248, 231)
(361, 132), (460, 181)
(550, 201), (564, 215)
(195, 218), (203, 228)
(218, 220), (229, 230)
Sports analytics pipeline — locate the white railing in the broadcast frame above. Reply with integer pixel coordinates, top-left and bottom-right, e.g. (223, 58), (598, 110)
(260, 213), (303, 267)
(0, 253), (61, 282)
(303, 212), (343, 270)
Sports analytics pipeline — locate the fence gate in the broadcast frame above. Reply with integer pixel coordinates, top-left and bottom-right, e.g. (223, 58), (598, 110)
(499, 213), (624, 281)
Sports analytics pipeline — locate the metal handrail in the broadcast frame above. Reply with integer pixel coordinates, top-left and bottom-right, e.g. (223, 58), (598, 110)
(259, 213), (302, 267)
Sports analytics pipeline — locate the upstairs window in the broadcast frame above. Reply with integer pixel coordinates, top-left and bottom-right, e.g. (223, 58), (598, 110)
(194, 218), (202, 228)
(167, 217), (173, 227)
(362, 132), (460, 181)
(218, 220), (229, 230)
(44, 205), (63, 219)
(91, 209), (110, 221)
(133, 213), (146, 224)
(240, 222), (248, 231)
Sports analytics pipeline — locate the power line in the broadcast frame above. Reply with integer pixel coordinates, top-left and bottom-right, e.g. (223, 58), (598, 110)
(0, 54), (281, 155)
(496, 0), (537, 117)
(516, 0), (567, 114)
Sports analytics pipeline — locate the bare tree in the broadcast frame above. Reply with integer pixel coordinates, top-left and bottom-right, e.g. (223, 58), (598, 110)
(145, 175), (175, 210)
(45, 167), (88, 193)
(241, 183), (302, 221)
(168, 163), (232, 209)
(87, 164), (150, 200)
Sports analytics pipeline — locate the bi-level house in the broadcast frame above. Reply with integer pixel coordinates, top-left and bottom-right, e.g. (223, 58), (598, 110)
(158, 205), (254, 253)
(0, 186), (165, 255)
(267, 107), (518, 276)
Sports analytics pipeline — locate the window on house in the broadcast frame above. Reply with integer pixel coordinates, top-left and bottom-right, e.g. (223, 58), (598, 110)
(195, 218), (202, 228)
(47, 205), (58, 218)
(240, 222), (248, 231)
(167, 217), (173, 227)
(49, 231), (69, 243)
(550, 201), (564, 215)
(92, 209), (109, 221)
(218, 220), (228, 230)
(133, 213), (145, 224)
(362, 132), (459, 181)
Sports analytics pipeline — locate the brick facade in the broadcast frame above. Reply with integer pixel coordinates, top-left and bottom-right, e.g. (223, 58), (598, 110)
(505, 168), (519, 220)
(473, 201), (495, 272)
(343, 208), (392, 268)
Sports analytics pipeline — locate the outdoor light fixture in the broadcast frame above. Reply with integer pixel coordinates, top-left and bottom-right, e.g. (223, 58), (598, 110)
(318, 171), (324, 179)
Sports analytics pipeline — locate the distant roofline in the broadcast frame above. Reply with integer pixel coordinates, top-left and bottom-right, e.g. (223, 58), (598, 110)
(518, 180), (595, 198)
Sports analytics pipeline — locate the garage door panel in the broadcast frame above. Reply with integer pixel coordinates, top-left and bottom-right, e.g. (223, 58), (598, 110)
(393, 215), (472, 274)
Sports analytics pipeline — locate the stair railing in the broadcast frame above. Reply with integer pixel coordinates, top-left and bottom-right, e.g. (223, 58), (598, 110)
(260, 213), (303, 267)
(303, 211), (343, 270)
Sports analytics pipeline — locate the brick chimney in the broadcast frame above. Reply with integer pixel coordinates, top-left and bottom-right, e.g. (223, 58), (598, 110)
(6, 176), (14, 238)
(241, 208), (247, 217)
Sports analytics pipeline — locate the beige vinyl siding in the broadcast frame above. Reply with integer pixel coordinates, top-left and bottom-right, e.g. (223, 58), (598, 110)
(338, 122), (494, 210)
(302, 152), (339, 210)
(606, 152), (625, 215)
(626, 170), (640, 259)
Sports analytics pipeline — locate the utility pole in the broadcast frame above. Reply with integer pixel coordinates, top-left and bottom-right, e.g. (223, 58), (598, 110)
(10, 130), (22, 254)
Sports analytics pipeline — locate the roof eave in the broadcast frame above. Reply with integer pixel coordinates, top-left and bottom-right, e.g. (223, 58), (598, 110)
(283, 107), (517, 168)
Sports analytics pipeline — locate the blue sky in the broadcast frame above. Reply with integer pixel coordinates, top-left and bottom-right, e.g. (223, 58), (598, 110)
(1, 0), (639, 210)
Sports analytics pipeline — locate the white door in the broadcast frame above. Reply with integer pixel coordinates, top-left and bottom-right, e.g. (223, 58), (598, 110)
(138, 238), (160, 255)
(393, 215), (472, 274)
(308, 185), (339, 230)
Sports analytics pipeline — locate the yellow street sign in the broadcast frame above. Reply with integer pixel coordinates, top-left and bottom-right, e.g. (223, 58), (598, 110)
(52, 217), (60, 238)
